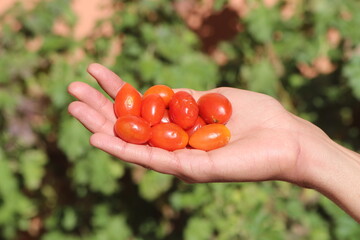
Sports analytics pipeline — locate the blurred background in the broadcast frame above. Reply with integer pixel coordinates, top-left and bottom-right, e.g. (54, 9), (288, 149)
(1, 0), (360, 239)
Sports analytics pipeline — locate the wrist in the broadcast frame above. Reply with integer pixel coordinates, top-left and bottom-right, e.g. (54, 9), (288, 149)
(298, 128), (360, 222)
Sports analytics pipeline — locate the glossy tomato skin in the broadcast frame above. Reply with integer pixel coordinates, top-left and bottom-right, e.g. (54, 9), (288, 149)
(160, 109), (170, 123)
(114, 115), (151, 144)
(186, 116), (206, 136)
(114, 83), (142, 117)
(144, 85), (174, 107)
(169, 91), (199, 130)
(189, 124), (231, 151)
(149, 123), (188, 151)
(197, 93), (232, 124)
(141, 94), (166, 126)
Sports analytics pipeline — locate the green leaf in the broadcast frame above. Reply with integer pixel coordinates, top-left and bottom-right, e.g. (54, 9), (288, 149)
(41, 35), (74, 53)
(0, 89), (18, 113)
(58, 116), (91, 160)
(343, 55), (360, 99)
(19, 149), (47, 190)
(0, 149), (19, 197)
(154, 25), (196, 62)
(120, 7), (140, 29)
(0, 150), (35, 227)
(73, 150), (124, 195)
(92, 204), (111, 228)
(214, 0), (228, 11)
(42, 232), (80, 240)
(274, 32), (306, 59)
(92, 215), (132, 240)
(242, 59), (278, 97)
(19, 0), (69, 35)
(46, 60), (75, 109)
(170, 184), (211, 210)
(0, 50), (40, 84)
(157, 54), (218, 90)
(138, 52), (162, 81)
(139, 171), (173, 201)
(62, 208), (77, 231)
(87, 151), (123, 195)
(337, 4), (360, 43)
(184, 217), (213, 240)
(245, 5), (279, 43)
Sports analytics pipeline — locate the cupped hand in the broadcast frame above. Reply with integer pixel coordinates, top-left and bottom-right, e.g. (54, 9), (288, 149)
(67, 63), (327, 185)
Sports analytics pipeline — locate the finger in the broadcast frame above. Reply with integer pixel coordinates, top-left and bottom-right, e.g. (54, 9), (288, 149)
(87, 63), (125, 99)
(90, 133), (186, 176)
(68, 101), (115, 135)
(68, 81), (116, 123)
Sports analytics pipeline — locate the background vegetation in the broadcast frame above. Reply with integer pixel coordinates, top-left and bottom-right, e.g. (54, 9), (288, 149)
(0, 0), (360, 239)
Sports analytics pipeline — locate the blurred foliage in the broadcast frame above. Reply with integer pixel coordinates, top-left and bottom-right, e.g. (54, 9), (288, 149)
(0, 0), (359, 239)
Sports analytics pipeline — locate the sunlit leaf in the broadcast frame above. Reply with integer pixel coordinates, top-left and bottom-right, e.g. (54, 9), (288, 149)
(242, 59), (278, 97)
(245, 5), (280, 43)
(184, 217), (213, 240)
(139, 171), (173, 201)
(62, 208), (77, 231)
(58, 116), (91, 160)
(92, 215), (132, 240)
(19, 149), (47, 190)
(73, 150), (124, 195)
(344, 55), (360, 99)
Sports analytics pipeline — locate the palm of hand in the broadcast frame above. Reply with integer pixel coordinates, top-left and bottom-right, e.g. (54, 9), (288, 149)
(184, 87), (301, 183)
(68, 64), (302, 184)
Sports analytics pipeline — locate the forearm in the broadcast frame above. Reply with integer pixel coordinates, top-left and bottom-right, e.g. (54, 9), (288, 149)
(320, 144), (360, 222)
(303, 136), (360, 223)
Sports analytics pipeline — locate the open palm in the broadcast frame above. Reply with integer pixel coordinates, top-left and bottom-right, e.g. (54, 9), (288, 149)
(68, 63), (314, 184)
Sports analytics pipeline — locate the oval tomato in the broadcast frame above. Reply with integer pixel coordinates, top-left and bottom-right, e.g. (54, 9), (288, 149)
(149, 123), (188, 151)
(189, 124), (231, 151)
(169, 91), (199, 129)
(141, 94), (166, 126)
(197, 93), (232, 124)
(114, 83), (142, 117)
(144, 85), (174, 107)
(186, 116), (206, 136)
(114, 115), (151, 144)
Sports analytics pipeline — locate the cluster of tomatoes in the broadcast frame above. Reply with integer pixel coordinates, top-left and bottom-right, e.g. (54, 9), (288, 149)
(113, 83), (232, 151)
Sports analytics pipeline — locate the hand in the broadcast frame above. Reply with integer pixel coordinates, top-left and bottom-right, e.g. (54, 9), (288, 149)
(69, 63), (360, 222)
(68, 63), (321, 184)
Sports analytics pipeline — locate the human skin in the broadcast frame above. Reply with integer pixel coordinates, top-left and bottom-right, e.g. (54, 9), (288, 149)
(68, 63), (360, 223)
